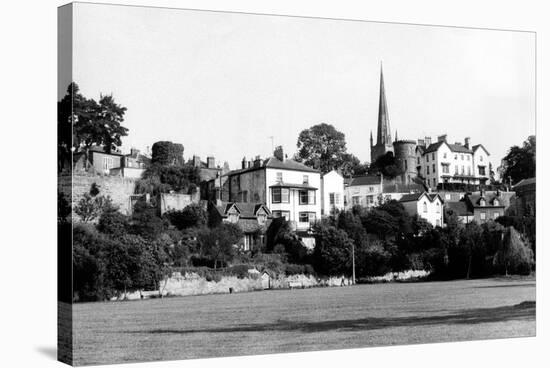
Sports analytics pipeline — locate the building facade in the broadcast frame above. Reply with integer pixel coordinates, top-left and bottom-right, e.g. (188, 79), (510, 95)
(399, 192), (444, 227)
(416, 135), (490, 190)
(320, 170), (345, 216)
(225, 147), (321, 232)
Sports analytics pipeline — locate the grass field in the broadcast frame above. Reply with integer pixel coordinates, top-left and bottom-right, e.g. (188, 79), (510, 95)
(72, 277), (536, 366)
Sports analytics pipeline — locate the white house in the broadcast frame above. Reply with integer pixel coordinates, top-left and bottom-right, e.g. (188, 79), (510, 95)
(416, 135), (490, 190)
(399, 192), (444, 227)
(226, 147), (321, 233)
(344, 175), (424, 210)
(320, 170), (345, 216)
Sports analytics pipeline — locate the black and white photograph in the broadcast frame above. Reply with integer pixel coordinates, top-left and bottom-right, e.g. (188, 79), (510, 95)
(55, 2), (537, 366)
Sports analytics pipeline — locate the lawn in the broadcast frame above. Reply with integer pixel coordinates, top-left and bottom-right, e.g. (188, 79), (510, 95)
(72, 277), (535, 366)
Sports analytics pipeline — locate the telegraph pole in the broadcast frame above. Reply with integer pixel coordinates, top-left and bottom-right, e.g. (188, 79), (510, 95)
(351, 242), (356, 285)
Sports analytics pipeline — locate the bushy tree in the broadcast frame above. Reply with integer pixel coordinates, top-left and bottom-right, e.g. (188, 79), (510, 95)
(369, 151), (402, 178)
(97, 209), (130, 236)
(265, 218), (309, 263)
(312, 221), (354, 276)
(138, 163), (200, 195)
(493, 227), (534, 275)
(295, 123), (348, 174)
(131, 202), (167, 240)
(499, 135), (535, 185)
(165, 203), (207, 230)
(74, 183), (115, 222)
(198, 223), (243, 269)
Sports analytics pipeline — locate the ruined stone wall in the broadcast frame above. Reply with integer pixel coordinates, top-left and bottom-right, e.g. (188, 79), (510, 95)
(59, 173), (138, 216)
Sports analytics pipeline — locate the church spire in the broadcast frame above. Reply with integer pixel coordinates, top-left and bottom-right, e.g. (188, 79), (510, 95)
(376, 63), (391, 146)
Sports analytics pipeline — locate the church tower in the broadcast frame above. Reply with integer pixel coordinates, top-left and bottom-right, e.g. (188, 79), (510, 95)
(370, 64), (394, 163)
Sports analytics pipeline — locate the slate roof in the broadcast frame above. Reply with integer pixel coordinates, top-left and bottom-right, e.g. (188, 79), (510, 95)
(465, 193), (505, 208)
(227, 157), (319, 176)
(399, 192), (424, 202)
(213, 201), (271, 218)
(445, 201), (473, 216)
(472, 144), (490, 155)
(348, 175), (381, 187)
(514, 177), (536, 190)
(423, 141), (473, 154)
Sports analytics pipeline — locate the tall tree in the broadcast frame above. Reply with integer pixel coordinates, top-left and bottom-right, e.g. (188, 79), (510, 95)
(295, 123), (348, 174)
(58, 82), (129, 170)
(499, 135), (536, 185)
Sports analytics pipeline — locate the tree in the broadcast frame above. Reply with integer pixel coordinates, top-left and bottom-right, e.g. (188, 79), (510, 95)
(74, 184), (115, 222)
(295, 123), (348, 174)
(369, 151), (402, 178)
(312, 221), (354, 276)
(57, 83), (129, 170)
(265, 218), (309, 263)
(493, 227), (534, 275)
(198, 223), (243, 269)
(131, 201), (167, 240)
(459, 222), (484, 279)
(499, 135), (536, 185)
(165, 203), (207, 230)
(97, 209), (130, 236)
(339, 153), (369, 178)
(138, 162), (200, 195)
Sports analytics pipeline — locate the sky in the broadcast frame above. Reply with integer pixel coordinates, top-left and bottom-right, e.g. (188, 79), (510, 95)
(61, 3), (536, 173)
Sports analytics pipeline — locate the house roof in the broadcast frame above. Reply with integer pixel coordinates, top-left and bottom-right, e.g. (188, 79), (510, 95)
(348, 175), (381, 187)
(465, 193), (505, 208)
(399, 192), (424, 202)
(446, 201), (473, 216)
(213, 201), (271, 218)
(514, 177), (535, 190)
(88, 146), (124, 156)
(383, 182), (425, 194)
(423, 141), (473, 155)
(227, 157), (319, 176)
(269, 182), (318, 190)
(472, 144), (490, 155)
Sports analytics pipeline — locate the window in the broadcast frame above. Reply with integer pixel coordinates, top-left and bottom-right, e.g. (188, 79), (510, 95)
(329, 193), (341, 206)
(455, 154), (458, 160)
(479, 198), (486, 206)
(228, 212), (239, 223)
(423, 202), (428, 213)
(442, 164), (449, 174)
(493, 199), (499, 206)
(352, 196), (360, 206)
(432, 164), (435, 173)
(454, 166), (458, 175)
(467, 156), (470, 161)
(303, 175), (309, 185)
(493, 212), (499, 219)
(368, 186), (374, 192)
(417, 157), (420, 164)
(299, 190), (316, 205)
(241, 190), (248, 203)
(478, 166), (486, 176)
(467, 167), (471, 175)
(436, 202), (440, 213)
(102, 157), (114, 170)
(480, 156), (483, 162)
(480, 212), (486, 221)
(329, 193), (335, 205)
(433, 178), (436, 187)
(366, 195), (374, 206)
(272, 210), (290, 220)
(276, 172), (283, 183)
(436, 219), (441, 227)
(427, 155), (429, 162)
(426, 166), (430, 175)
(299, 212), (316, 223)
(432, 153), (435, 160)
(272, 188), (290, 203)
(461, 166), (465, 175)
(443, 153), (447, 159)
(445, 194), (451, 200)
(461, 154), (464, 160)
(405, 160), (408, 170)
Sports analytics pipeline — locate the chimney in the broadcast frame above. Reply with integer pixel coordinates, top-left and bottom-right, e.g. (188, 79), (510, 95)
(207, 156), (215, 169)
(253, 155), (262, 168)
(464, 137), (471, 149)
(425, 136), (432, 146)
(241, 156), (247, 169)
(130, 148), (140, 157)
(193, 155), (201, 167)
(437, 134), (447, 143)
(417, 139), (425, 146)
(274, 146), (284, 161)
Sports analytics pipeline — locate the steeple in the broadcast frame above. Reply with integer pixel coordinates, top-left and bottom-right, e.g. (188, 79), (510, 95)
(376, 63), (391, 146)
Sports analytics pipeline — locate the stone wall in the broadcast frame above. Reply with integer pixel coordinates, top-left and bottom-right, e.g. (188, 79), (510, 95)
(59, 173), (138, 216)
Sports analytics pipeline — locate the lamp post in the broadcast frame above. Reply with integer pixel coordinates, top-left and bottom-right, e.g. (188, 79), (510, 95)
(351, 242), (356, 285)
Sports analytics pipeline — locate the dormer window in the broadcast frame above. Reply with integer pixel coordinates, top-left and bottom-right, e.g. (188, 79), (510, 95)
(493, 199), (499, 206)
(479, 198), (486, 206)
